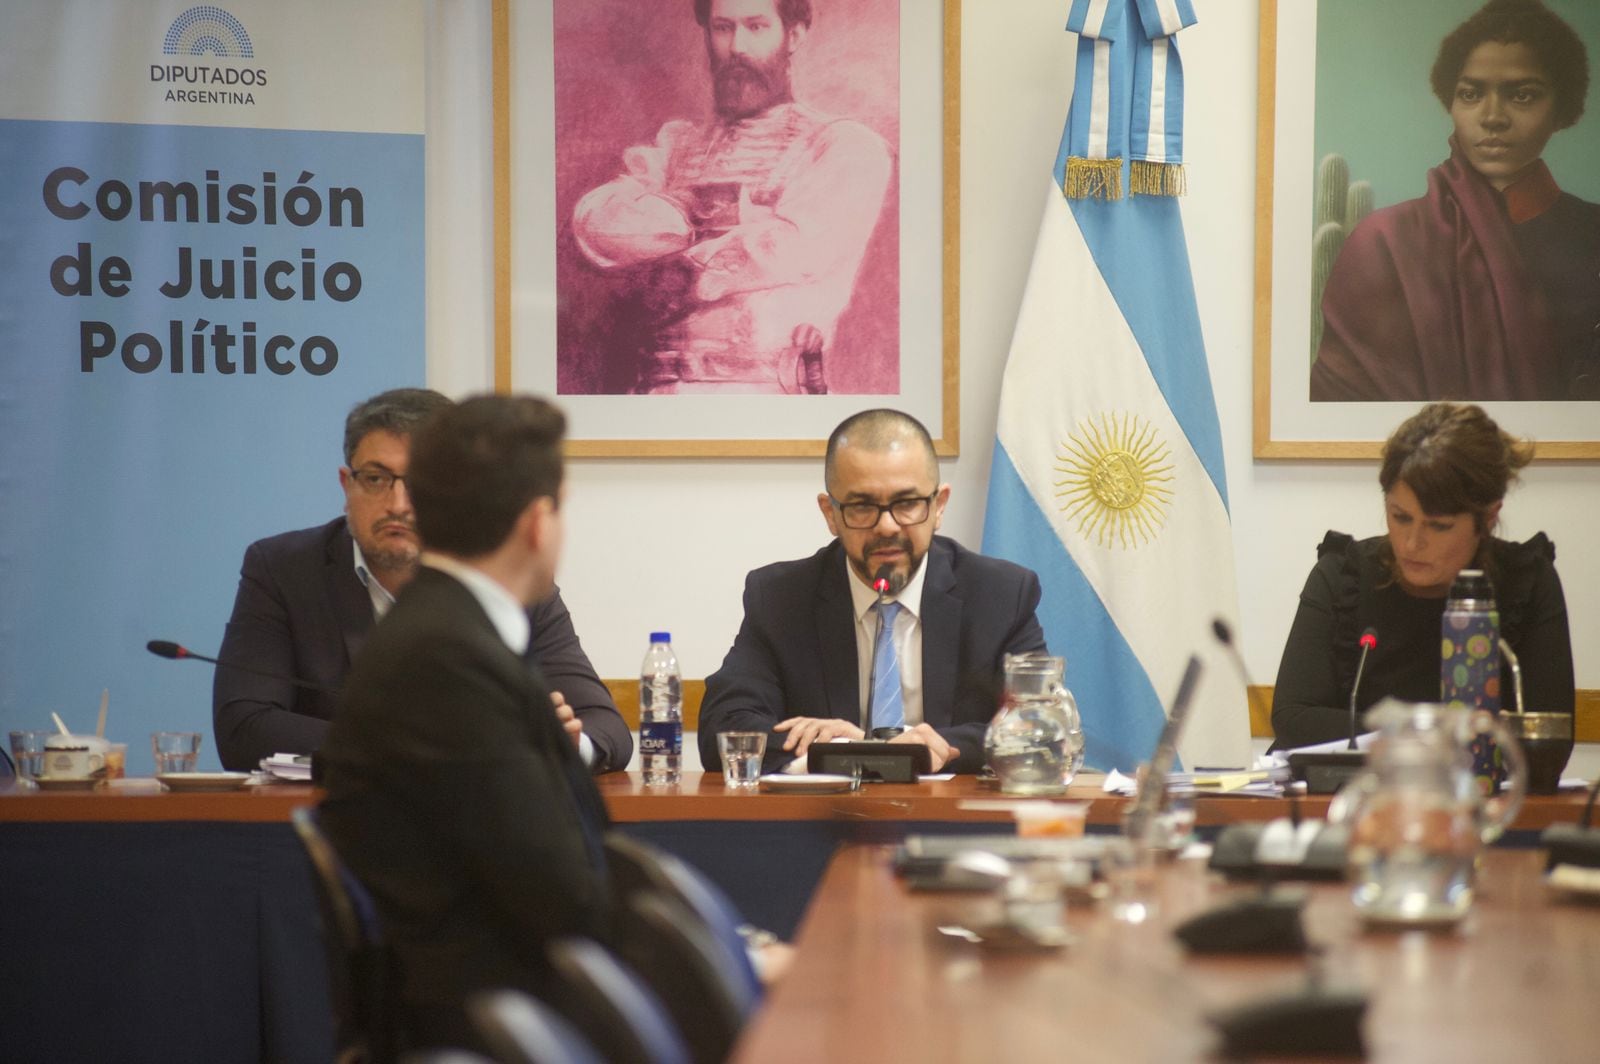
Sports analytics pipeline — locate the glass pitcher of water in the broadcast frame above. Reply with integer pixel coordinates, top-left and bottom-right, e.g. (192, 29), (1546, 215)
(984, 653), (1085, 795)
(1328, 698), (1526, 926)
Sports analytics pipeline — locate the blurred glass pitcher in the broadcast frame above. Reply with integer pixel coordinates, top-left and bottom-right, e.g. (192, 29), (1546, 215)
(984, 653), (1085, 795)
(1329, 699), (1526, 926)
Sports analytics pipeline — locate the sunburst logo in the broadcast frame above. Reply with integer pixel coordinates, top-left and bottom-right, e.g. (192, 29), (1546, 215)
(1054, 412), (1174, 548)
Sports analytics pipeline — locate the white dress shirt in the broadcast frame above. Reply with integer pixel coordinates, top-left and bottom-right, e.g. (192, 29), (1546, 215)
(351, 540), (399, 620)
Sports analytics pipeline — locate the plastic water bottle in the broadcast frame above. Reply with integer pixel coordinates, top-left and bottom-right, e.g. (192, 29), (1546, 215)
(639, 632), (682, 786)
(1441, 569), (1501, 790)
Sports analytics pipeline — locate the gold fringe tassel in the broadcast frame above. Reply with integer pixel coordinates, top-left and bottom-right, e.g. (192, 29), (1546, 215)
(1130, 159), (1187, 197)
(1063, 156), (1124, 201)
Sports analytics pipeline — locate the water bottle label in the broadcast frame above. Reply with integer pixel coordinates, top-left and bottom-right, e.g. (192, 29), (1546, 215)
(640, 721), (681, 757)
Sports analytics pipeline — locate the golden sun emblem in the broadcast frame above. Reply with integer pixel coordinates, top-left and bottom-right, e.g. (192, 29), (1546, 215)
(1054, 413), (1174, 548)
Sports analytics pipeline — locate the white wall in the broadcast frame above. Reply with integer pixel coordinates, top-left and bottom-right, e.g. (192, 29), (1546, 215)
(424, 2), (1597, 766)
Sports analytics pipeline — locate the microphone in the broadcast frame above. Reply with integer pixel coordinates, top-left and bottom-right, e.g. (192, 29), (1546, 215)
(1284, 629), (1376, 793)
(1347, 628), (1378, 750)
(871, 562), (903, 601)
(146, 639), (334, 692)
(1211, 617), (1257, 687)
(1124, 654), (1203, 845)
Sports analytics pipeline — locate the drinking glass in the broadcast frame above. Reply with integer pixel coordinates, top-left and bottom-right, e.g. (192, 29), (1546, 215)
(1154, 784), (1197, 851)
(8, 730), (51, 786)
(1102, 836), (1160, 925)
(103, 742), (128, 780)
(717, 731), (767, 790)
(151, 731), (202, 774)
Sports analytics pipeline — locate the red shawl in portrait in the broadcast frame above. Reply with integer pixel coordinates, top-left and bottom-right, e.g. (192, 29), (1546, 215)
(1310, 139), (1562, 402)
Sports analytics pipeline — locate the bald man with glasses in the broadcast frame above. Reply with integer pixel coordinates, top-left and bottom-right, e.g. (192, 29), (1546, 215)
(698, 409), (1048, 774)
(212, 388), (630, 773)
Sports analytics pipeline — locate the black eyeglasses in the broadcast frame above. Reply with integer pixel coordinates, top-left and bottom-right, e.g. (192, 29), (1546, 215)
(829, 492), (936, 530)
(349, 466), (408, 496)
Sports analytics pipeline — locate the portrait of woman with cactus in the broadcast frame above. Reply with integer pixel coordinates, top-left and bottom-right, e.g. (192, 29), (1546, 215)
(1310, 0), (1600, 403)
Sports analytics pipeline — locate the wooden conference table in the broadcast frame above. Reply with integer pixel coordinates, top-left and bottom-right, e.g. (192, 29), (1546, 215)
(733, 844), (1599, 1063)
(0, 773), (1592, 1063)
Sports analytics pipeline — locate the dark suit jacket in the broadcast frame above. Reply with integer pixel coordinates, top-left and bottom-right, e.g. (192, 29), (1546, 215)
(698, 536), (1047, 774)
(318, 567), (610, 1041)
(212, 517), (630, 771)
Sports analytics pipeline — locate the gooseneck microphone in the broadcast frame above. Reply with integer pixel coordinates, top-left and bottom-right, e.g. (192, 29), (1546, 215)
(871, 563), (896, 601)
(1347, 628), (1378, 750)
(1124, 654), (1203, 845)
(864, 564), (897, 734)
(1211, 618), (1257, 687)
(146, 639), (334, 692)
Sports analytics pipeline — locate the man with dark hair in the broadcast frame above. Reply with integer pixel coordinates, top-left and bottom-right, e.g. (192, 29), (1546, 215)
(1312, 0), (1600, 401)
(572, 0), (893, 394)
(698, 409), (1048, 774)
(212, 387), (630, 772)
(318, 395), (610, 1054)
(693, 0), (812, 31)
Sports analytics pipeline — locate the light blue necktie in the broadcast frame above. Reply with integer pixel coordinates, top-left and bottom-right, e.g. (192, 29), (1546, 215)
(871, 601), (904, 730)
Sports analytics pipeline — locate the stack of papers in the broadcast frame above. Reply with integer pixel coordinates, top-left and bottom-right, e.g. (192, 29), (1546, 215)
(259, 753), (312, 781)
(1102, 764), (1291, 798)
(1255, 732), (1379, 770)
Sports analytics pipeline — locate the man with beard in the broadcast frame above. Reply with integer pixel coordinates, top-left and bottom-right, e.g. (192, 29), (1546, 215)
(572, 0), (893, 394)
(697, 410), (1048, 774)
(211, 388), (630, 772)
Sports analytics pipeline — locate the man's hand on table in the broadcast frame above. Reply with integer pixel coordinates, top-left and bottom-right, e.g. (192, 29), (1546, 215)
(773, 717), (863, 760)
(772, 718), (955, 773)
(890, 723), (955, 772)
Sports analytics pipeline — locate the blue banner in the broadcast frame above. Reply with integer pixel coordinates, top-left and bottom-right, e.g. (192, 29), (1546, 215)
(1, 1), (424, 772)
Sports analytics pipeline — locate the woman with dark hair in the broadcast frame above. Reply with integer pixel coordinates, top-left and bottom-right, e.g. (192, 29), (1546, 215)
(1311, 0), (1600, 402)
(1271, 403), (1574, 749)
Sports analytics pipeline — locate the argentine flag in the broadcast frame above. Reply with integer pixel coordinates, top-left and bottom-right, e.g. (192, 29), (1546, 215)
(982, 0), (1249, 772)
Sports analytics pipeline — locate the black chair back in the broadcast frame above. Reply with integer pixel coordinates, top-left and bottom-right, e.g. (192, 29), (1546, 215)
(616, 892), (754, 1064)
(469, 988), (604, 1064)
(291, 805), (397, 1064)
(547, 937), (692, 1064)
(603, 834), (762, 1003)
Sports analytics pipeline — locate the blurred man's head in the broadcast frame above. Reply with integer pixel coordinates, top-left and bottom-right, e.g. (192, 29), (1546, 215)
(818, 409), (949, 591)
(408, 395), (568, 603)
(695, 0), (813, 119)
(338, 388), (453, 587)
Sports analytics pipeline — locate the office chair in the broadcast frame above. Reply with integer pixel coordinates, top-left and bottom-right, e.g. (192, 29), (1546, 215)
(615, 892), (756, 1064)
(291, 806), (398, 1064)
(547, 937), (692, 1064)
(468, 988), (604, 1064)
(603, 834), (763, 1003)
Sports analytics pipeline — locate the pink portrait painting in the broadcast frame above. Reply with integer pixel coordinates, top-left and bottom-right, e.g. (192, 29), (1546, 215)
(552, 0), (902, 396)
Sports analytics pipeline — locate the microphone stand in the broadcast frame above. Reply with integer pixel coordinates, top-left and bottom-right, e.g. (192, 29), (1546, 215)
(147, 640), (335, 692)
(1284, 630), (1376, 794)
(862, 564), (895, 738)
(1345, 631), (1376, 751)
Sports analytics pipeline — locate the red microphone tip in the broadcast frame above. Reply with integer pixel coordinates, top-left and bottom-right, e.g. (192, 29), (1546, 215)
(1359, 631), (1377, 650)
(873, 579), (889, 593)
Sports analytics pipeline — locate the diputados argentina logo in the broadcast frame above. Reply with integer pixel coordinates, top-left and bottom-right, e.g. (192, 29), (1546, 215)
(151, 6), (267, 107)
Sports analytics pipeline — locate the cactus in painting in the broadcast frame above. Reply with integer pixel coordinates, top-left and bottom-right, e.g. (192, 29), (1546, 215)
(1309, 155), (1374, 363)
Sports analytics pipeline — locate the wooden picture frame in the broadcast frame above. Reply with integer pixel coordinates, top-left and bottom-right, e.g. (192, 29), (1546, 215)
(492, 0), (961, 457)
(1252, 0), (1600, 460)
